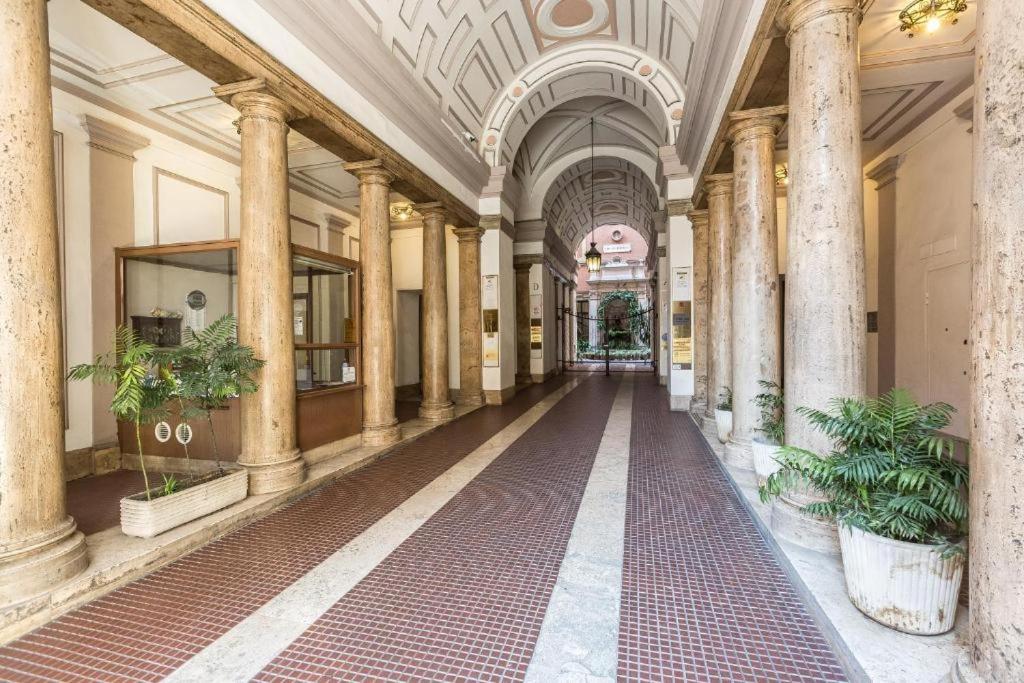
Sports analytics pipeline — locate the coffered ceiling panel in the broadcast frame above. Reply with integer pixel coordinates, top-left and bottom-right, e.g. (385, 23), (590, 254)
(341, 0), (699, 164)
(543, 156), (658, 248)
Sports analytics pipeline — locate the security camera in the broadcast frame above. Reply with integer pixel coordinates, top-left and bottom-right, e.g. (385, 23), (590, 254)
(462, 131), (477, 144)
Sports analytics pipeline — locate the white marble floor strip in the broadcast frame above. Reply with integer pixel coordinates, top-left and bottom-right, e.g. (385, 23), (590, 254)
(524, 375), (634, 683)
(166, 378), (585, 683)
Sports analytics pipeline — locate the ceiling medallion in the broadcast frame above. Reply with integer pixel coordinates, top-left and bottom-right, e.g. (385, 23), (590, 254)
(536, 0), (610, 39)
(638, 64), (653, 77)
(899, 0), (968, 37)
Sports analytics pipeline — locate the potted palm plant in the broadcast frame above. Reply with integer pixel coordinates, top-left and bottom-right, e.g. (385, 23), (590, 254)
(71, 317), (263, 538)
(714, 387), (733, 444)
(760, 389), (968, 635)
(752, 380), (784, 484)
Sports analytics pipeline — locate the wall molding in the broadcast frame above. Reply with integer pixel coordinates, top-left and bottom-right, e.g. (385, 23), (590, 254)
(152, 167), (230, 244)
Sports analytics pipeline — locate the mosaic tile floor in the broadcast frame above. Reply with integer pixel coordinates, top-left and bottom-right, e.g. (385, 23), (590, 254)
(0, 374), (847, 682)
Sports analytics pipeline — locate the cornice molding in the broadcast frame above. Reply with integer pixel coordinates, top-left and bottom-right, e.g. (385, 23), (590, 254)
(81, 114), (150, 160)
(865, 155), (901, 189)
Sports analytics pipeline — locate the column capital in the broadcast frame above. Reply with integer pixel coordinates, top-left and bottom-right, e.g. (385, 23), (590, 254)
(777, 0), (862, 37)
(687, 209), (710, 230)
(81, 115), (150, 160)
(666, 198), (693, 217)
(727, 106), (788, 145)
(344, 159), (396, 186)
(513, 254), (541, 271)
(215, 79), (297, 125)
(453, 226), (485, 243)
(704, 173), (734, 198)
(413, 202), (447, 222)
(865, 155), (901, 189)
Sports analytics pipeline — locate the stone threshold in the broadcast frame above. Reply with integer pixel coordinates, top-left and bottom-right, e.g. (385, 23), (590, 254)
(690, 414), (968, 683)
(0, 404), (483, 646)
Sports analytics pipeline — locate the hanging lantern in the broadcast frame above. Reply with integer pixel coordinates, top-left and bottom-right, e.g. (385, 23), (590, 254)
(585, 241), (602, 273)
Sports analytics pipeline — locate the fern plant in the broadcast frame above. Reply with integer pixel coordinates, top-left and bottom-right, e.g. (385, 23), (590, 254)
(753, 380), (784, 444)
(760, 389), (968, 549)
(158, 315), (265, 471)
(716, 387), (733, 412)
(69, 326), (173, 501)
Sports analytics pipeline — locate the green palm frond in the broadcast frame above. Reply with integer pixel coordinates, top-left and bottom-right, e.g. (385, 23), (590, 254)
(759, 388), (968, 547)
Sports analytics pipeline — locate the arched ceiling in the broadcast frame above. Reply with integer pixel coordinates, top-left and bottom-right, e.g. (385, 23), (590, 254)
(543, 156), (658, 249)
(341, 0), (700, 161)
(513, 96), (661, 217)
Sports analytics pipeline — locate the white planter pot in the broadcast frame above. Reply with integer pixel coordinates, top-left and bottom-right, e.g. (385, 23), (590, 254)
(752, 438), (782, 484)
(121, 468), (249, 538)
(714, 409), (732, 444)
(838, 524), (964, 635)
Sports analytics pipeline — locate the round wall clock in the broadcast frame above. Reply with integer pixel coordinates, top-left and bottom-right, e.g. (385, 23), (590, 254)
(186, 290), (207, 311)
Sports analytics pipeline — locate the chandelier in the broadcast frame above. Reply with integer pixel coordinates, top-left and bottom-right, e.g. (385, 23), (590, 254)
(585, 117), (602, 274)
(899, 0), (968, 37)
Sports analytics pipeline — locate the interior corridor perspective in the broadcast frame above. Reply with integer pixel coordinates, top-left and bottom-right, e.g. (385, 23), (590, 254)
(0, 0), (1021, 681)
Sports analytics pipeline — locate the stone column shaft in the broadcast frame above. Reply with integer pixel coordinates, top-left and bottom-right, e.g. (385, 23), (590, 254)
(724, 108), (785, 469)
(955, 1), (1024, 680)
(706, 174), (735, 420)
(774, 0), (866, 553)
(416, 204), (454, 422)
(454, 227), (485, 406)
(345, 160), (401, 445)
(514, 262), (532, 382)
(0, 0), (88, 601)
(588, 294), (600, 348)
(223, 85), (305, 493)
(688, 210), (711, 416)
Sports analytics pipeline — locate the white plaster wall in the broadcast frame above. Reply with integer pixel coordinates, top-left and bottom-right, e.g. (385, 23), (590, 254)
(667, 215), (694, 403)
(480, 229), (515, 392)
(391, 228), (424, 389)
(52, 105), (93, 451)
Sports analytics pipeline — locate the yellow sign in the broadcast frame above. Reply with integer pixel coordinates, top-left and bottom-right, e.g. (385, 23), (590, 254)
(671, 301), (692, 368)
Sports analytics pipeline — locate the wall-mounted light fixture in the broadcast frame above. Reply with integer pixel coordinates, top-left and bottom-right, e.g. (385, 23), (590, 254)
(390, 204), (415, 221)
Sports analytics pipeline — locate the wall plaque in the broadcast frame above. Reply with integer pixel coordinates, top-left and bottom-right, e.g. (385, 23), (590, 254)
(671, 301), (692, 369)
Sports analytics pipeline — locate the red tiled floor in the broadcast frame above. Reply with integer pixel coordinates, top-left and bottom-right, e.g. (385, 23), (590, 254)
(65, 470), (149, 536)
(0, 378), (570, 683)
(254, 374), (621, 683)
(617, 377), (848, 682)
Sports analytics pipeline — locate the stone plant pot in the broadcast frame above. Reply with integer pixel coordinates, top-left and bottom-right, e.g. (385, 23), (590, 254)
(838, 524), (964, 635)
(121, 468), (249, 539)
(752, 437), (782, 485)
(714, 409), (732, 444)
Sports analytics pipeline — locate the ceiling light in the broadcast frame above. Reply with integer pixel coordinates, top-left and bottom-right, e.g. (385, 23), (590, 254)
(390, 204), (415, 221)
(774, 163), (789, 187)
(899, 0), (967, 38)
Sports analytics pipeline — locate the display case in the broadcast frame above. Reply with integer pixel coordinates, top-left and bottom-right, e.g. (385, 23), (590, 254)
(115, 240), (363, 460)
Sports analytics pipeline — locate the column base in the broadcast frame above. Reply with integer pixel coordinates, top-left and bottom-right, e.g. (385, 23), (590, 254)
(515, 373), (533, 385)
(242, 449), (305, 495)
(771, 494), (839, 555)
(669, 394), (692, 412)
(724, 437), (754, 470)
(419, 401), (455, 422)
(949, 653), (986, 682)
(456, 390), (485, 408)
(362, 421), (402, 447)
(690, 400), (707, 420)
(0, 518), (88, 605)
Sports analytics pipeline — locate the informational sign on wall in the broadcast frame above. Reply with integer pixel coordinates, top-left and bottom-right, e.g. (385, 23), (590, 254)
(482, 275), (499, 367)
(672, 266), (692, 300)
(672, 301), (692, 369)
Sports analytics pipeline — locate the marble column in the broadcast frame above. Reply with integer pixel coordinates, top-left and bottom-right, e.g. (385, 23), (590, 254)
(954, 1), (1024, 680)
(568, 284), (577, 365)
(454, 227), (485, 406)
(415, 203), (454, 422)
(514, 261), (533, 384)
(775, 0), (866, 553)
(0, 0), (88, 602)
(221, 83), (305, 493)
(588, 292), (600, 348)
(560, 281), (569, 372)
(688, 209), (711, 417)
(705, 174), (734, 421)
(345, 160), (401, 445)
(724, 108), (785, 470)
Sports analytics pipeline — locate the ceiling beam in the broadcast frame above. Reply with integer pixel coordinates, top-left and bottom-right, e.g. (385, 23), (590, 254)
(80, 0), (481, 228)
